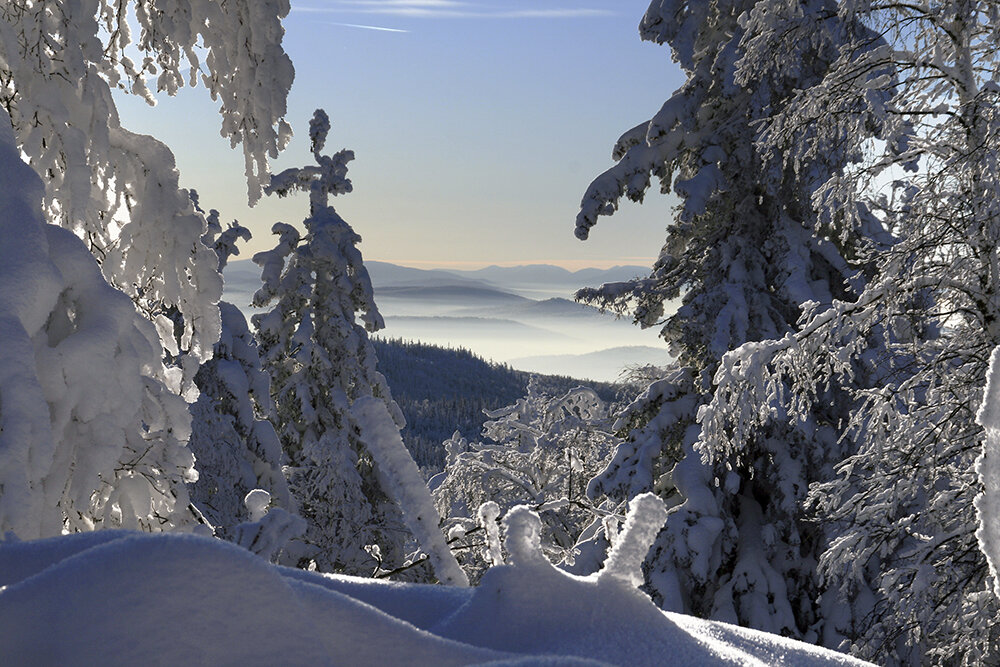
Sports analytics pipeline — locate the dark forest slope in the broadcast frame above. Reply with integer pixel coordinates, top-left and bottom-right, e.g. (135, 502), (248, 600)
(372, 338), (619, 473)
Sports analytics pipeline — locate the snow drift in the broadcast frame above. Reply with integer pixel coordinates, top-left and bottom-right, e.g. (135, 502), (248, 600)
(0, 499), (870, 666)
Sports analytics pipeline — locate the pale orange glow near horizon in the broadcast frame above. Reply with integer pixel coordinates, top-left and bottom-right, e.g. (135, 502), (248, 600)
(370, 257), (657, 271)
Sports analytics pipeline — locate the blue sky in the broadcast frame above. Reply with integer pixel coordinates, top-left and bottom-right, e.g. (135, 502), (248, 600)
(116, 0), (684, 270)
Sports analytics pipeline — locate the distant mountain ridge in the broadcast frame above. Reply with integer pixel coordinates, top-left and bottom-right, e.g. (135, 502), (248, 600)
(365, 260), (647, 293)
(222, 259), (667, 380)
(376, 284), (530, 304)
(365, 261), (492, 289)
(449, 263), (646, 285)
(225, 259), (647, 301)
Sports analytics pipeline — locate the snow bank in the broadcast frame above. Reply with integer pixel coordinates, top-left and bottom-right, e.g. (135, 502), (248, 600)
(0, 509), (871, 665)
(0, 532), (495, 666)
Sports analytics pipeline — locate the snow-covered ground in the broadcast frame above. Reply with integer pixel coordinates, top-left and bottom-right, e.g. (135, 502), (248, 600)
(0, 513), (870, 666)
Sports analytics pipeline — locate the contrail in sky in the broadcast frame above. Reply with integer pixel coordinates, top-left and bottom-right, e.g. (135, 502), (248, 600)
(328, 21), (409, 32)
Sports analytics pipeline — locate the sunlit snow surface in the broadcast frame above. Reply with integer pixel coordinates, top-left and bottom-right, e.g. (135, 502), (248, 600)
(0, 531), (871, 666)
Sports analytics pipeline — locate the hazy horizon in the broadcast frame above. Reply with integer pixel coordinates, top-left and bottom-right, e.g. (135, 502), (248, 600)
(223, 257), (670, 382)
(365, 257), (656, 272)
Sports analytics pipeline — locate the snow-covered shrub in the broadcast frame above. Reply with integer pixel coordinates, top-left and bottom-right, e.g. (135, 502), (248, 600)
(188, 302), (295, 541)
(232, 489), (307, 563)
(0, 108), (199, 538)
(186, 216), (298, 546)
(433, 380), (619, 582)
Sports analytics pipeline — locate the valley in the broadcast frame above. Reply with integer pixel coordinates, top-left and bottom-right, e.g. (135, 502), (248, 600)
(224, 259), (672, 382)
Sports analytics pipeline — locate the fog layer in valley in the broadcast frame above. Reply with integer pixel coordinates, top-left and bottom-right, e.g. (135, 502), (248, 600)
(224, 260), (670, 382)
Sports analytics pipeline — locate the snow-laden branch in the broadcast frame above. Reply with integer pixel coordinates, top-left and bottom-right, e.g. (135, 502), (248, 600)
(355, 397), (468, 587)
(598, 494), (667, 588)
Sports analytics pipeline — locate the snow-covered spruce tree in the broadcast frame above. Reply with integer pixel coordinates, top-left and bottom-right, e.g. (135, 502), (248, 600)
(187, 215), (296, 544)
(433, 380), (619, 582)
(0, 107), (199, 538)
(0, 0), (295, 393)
(253, 110), (464, 584)
(575, 0), (879, 640)
(699, 2), (1000, 663)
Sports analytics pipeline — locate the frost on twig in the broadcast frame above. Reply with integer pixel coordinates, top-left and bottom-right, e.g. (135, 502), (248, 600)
(479, 501), (504, 567)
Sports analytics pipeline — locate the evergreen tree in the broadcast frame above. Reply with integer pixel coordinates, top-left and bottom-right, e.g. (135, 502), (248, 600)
(253, 111), (462, 584)
(576, 0), (872, 640)
(703, 2), (1000, 662)
(0, 0), (297, 540)
(188, 216), (296, 543)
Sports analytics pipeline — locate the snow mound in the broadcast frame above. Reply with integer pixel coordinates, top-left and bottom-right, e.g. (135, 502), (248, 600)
(0, 532), (495, 666)
(0, 518), (871, 666)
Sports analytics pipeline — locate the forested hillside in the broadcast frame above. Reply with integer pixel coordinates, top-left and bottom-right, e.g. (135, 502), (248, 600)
(372, 338), (619, 472)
